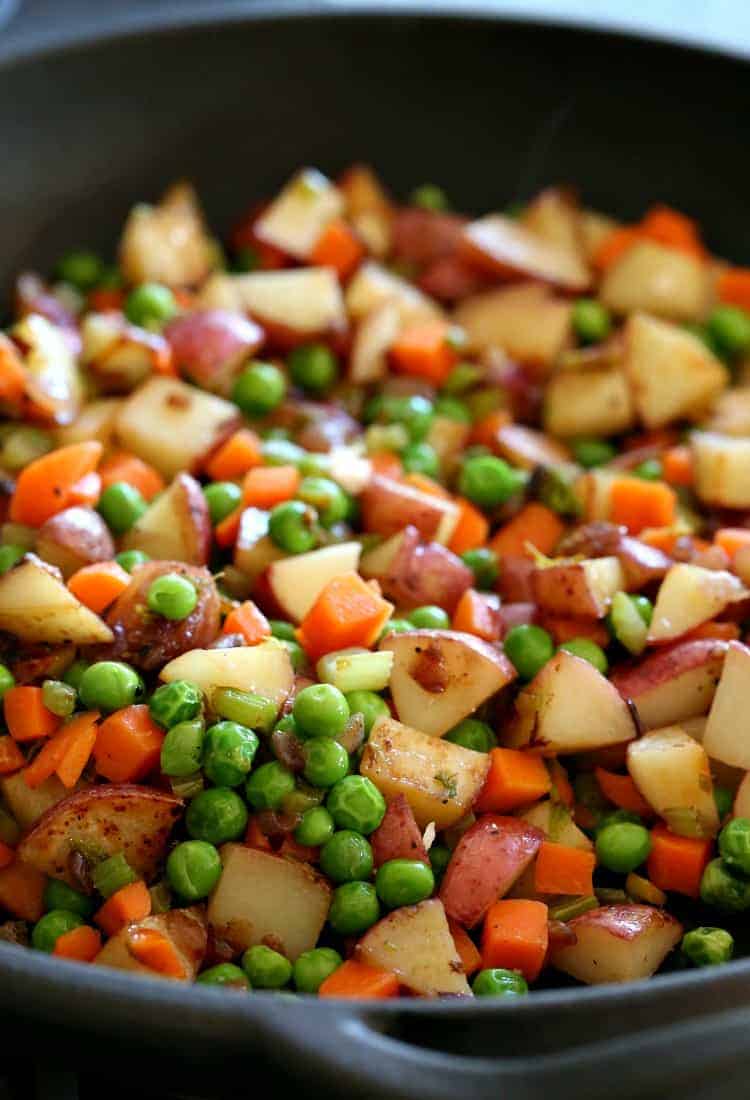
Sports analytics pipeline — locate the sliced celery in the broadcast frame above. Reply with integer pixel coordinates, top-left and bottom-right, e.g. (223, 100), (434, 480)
(609, 590), (648, 655)
(549, 896), (599, 922)
(316, 648), (393, 694)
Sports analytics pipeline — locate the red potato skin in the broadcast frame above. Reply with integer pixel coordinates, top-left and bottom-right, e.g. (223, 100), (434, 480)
(37, 507), (115, 569)
(557, 523), (671, 591)
(370, 794), (429, 868)
(391, 207), (467, 267)
(417, 256), (488, 303)
(360, 475), (450, 541)
(568, 904), (680, 942)
(496, 556), (536, 602)
(531, 563), (606, 618)
(165, 309), (265, 393)
(376, 526), (473, 613)
(15, 272), (81, 355)
(611, 639), (728, 704)
(99, 560), (220, 670)
(440, 814), (544, 928)
(498, 602), (539, 637)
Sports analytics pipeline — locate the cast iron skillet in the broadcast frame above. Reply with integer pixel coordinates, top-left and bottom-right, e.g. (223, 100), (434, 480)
(2, 4), (750, 1097)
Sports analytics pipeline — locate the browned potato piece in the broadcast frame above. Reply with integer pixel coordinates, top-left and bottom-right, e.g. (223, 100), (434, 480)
(599, 242), (710, 321)
(611, 639), (728, 731)
(0, 772), (76, 831)
(119, 181), (216, 287)
(550, 905), (682, 984)
(199, 268), (347, 339)
(461, 214), (590, 291)
(36, 507), (115, 579)
(453, 283), (572, 371)
(55, 398), (123, 450)
(532, 556), (624, 619)
(0, 554), (113, 645)
(544, 367), (635, 439)
(360, 475), (459, 544)
(18, 785), (182, 887)
(120, 473), (211, 566)
(691, 431), (750, 509)
(160, 639), (293, 711)
(647, 564), (748, 643)
(627, 725), (718, 838)
(493, 423), (570, 469)
(95, 908), (207, 981)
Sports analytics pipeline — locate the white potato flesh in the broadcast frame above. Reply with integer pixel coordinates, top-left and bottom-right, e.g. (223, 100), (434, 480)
(532, 556), (624, 619)
(612, 639), (727, 731)
(119, 182), (215, 288)
(599, 242), (710, 322)
(121, 472), (210, 565)
(493, 424), (570, 470)
(426, 416), (470, 476)
(703, 642), (750, 769)
(519, 800), (594, 851)
(200, 268), (346, 336)
(453, 283), (572, 370)
(12, 313), (83, 426)
(95, 908), (207, 980)
(462, 214), (590, 291)
(266, 541), (362, 623)
(520, 189), (590, 278)
(349, 299), (402, 384)
(160, 640), (293, 711)
(254, 168), (343, 259)
(691, 431), (750, 509)
(544, 367), (635, 438)
(0, 772), (75, 831)
(627, 726), (719, 837)
(550, 904), (682, 984)
(648, 564), (748, 643)
(345, 261), (441, 325)
(704, 387), (750, 437)
(0, 554), (113, 645)
(55, 397), (123, 450)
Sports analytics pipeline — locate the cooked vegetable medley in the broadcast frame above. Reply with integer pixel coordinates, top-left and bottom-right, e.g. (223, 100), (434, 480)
(2, 168), (750, 999)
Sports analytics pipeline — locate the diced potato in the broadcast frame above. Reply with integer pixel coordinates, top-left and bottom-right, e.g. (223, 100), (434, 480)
(254, 168), (343, 259)
(36, 507), (114, 579)
(544, 367), (635, 438)
(0, 554), (113, 645)
(580, 209), (620, 263)
(356, 898), (471, 997)
(461, 214), (590, 291)
(119, 181), (215, 287)
(12, 313), (83, 426)
(505, 650), (637, 754)
(611, 639), (727, 731)
(120, 473), (211, 566)
(599, 241), (711, 321)
(703, 387), (750, 437)
(266, 542), (362, 624)
(648, 564), (748, 643)
(345, 261), (441, 325)
(627, 726), (718, 837)
(95, 908), (207, 980)
(493, 423), (570, 470)
(426, 416), (470, 476)
(55, 397), (123, 450)
(691, 431), (750, 509)
(703, 642), (750, 769)
(380, 629), (516, 737)
(81, 313), (168, 392)
(521, 189), (590, 279)
(199, 268), (346, 337)
(550, 904), (682, 984)
(453, 283), (572, 371)
(160, 639), (293, 711)
(360, 715), (490, 828)
(339, 164), (393, 257)
(519, 800), (593, 851)
(115, 377), (240, 480)
(532, 556), (624, 619)
(234, 514), (286, 583)
(349, 299), (401, 384)
(207, 844), (330, 960)
(361, 475), (460, 545)
(0, 772), (75, 831)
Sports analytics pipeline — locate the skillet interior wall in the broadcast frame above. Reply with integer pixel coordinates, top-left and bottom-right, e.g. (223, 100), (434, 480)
(0, 13), (748, 306)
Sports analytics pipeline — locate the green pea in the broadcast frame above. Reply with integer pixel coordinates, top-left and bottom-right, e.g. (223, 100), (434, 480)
(303, 737), (349, 788)
(375, 394), (434, 442)
(631, 595), (654, 626)
(408, 605), (451, 630)
(375, 859), (435, 908)
(197, 963), (250, 989)
(559, 637), (609, 675)
(204, 481), (242, 525)
(718, 817), (750, 875)
(460, 547), (498, 590)
(473, 968), (528, 997)
(147, 573), (198, 620)
(320, 830), (373, 883)
(442, 362), (482, 394)
(378, 618), (415, 639)
(262, 438), (306, 467)
(294, 683), (350, 739)
(681, 926), (734, 967)
(572, 438), (615, 468)
(160, 719), (205, 777)
(410, 183), (449, 211)
(594, 809), (643, 836)
(714, 786), (733, 820)
(78, 661), (143, 712)
(97, 481), (147, 534)
(503, 624), (555, 680)
(459, 455), (525, 509)
(186, 788), (248, 844)
(268, 500), (318, 554)
(282, 639), (306, 672)
(245, 761), (295, 811)
(212, 688), (277, 733)
(166, 840), (222, 900)
(124, 282), (177, 328)
(701, 858), (750, 912)
(402, 441), (439, 478)
(633, 458), (663, 481)
(572, 299), (611, 345)
(92, 853), (137, 898)
(62, 659), (88, 692)
(596, 822), (651, 873)
(328, 881), (380, 935)
(41, 679), (76, 718)
(32, 910), (84, 953)
(0, 545), (25, 575)
(115, 549), (150, 573)
(43, 879), (94, 919)
(149, 680), (202, 728)
(288, 344), (338, 392)
(298, 452), (331, 478)
(708, 305), (750, 358)
(295, 806), (335, 848)
(327, 775), (386, 835)
(231, 361), (286, 416)
(282, 781), (323, 817)
(344, 690), (389, 736)
(445, 718), (496, 753)
(55, 250), (103, 291)
(204, 721), (259, 787)
(297, 476), (349, 528)
(242, 944), (292, 989)
(0, 663), (14, 701)
(429, 844), (451, 880)
(293, 947), (342, 992)
(434, 396), (472, 423)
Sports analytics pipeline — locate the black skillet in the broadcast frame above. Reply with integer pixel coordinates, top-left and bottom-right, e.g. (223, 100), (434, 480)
(2, 4), (750, 1097)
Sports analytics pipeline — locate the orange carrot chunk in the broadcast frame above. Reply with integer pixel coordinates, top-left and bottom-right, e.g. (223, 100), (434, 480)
(93, 705), (164, 783)
(640, 205), (705, 258)
(0, 335), (28, 405)
(0, 735), (25, 775)
(595, 767), (652, 816)
(9, 441), (102, 526)
(489, 502), (565, 559)
(95, 880), (152, 937)
(390, 320), (459, 385)
(548, 759), (575, 809)
(4, 686), (60, 742)
(593, 226), (643, 271)
(0, 861), (46, 921)
(475, 748), (552, 814)
(452, 588), (501, 642)
(609, 476), (677, 535)
(66, 471), (102, 510)
(448, 919), (482, 976)
(369, 452), (403, 481)
(223, 600), (271, 645)
(53, 924), (102, 962)
(318, 959), (399, 999)
(213, 504), (244, 549)
(55, 712), (100, 788)
(717, 267), (750, 311)
(714, 528), (750, 560)
(309, 219), (366, 280)
(534, 842), (596, 896)
(99, 453), (165, 501)
(205, 429), (262, 481)
(448, 497), (489, 555)
(647, 824), (712, 898)
(662, 445), (694, 487)
(297, 572), (394, 662)
(481, 899), (549, 982)
(243, 465), (300, 509)
(68, 561), (131, 614)
(127, 926), (186, 978)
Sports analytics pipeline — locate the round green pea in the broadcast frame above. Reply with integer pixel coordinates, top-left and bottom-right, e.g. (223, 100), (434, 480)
(204, 481), (242, 525)
(62, 659), (88, 692)
(708, 305), (750, 358)
(269, 619), (297, 642)
(320, 830), (373, 883)
(288, 344), (338, 392)
(203, 721), (259, 787)
(402, 442), (439, 478)
(166, 840), (222, 900)
(0, 663), (15, 700)
(55, 250), (103, 291)
(78, 660), (142, 712)
(185, 788), (248, 844)
(633, 458), (663, 481)
(297, 477), (349, 528)
(473, 968), (528, 997)
(294, 806), (335, 848)
(197, 963), (249, 989)
(147, 573), (198, 621)
(559, 638), (609, 675)
(459, 455), (525, 509)
(293, 947), (342, 992)
(262, 438), (306, 466)
(445, 718), (496, 753)
(294, 683), (350, 739)
(377, 394), (434, 441)
(719, 817), (750, 875)
(303, 737), (349, 788)
(282, 640), (306, 672)
(572, 298), (611, 345)
(682, 926), (734, 967)
(328, 881), (380, 935)
(124, 282), (177, 328)
(0, 545), (25, 575)
(434, 396), (472, 423)
(242, 944), (292, 989)
(327, 775), (386, 835)
(503, 624), (555, 680)
(115, 549), (150, 573)
(594, 809), (643, 836)
(460, 547), (498, 590)
(245, 761), (295, 810)
(375, 859), (435, 908)
(595, 822), (651, 873)
(231, 361), (286, 416)
(714, 786), (733, 821)
(701, 858), (750, 912)
(43, 879), (94, 919)
(429, 844), (451, 880)
(379, 618), (415, 638)
(408, 605), (451, 630)
(97, 481), (147, 534)
(344, 690), (389, 736)
(269, 500), (318, 554)
(31, 909), (84, 953)
(410, 183), (449, 211)
(572, 438), (616, 468)
(160, 719), (205, 777)
(149, 679), (202, 728)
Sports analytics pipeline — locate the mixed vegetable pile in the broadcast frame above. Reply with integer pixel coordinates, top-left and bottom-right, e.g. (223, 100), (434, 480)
(1, 167), (750, 1000)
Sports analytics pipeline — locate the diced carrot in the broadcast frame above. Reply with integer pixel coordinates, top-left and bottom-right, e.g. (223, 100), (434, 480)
(66, 471), (102, 509)
(277, 836), (320, 862)
(23, 726), (73, 789)
(640, 205), (705, 259)
(88, 287), (125, 312)
(489, 502), (565, 559)
(541, 616), (610, 648)
(684, 621), (740, 642)
(448, 497), (489, 555)
(4, 686), (60, 742)
(715, 528), (750, 561)
(53, 924), (101, 962)
(639, 528), (680, 554)
(593, 226), (643, 271)
(481, 899), (549, 982)
(609, 476), (677, 535)
(297, 572), (394, 662)
(534, 842), (596, 896)
(309, 219), (365, 280)
(0, 735), (25, 775)
(93, 704), (164, 783)
(647, 824), (712, 898)
(223, 600), (271, 645)
(205, 429), (263, 481)
(448, 919), (482, 976)
(9, 441), (102, 526)
(0, 861), (46, 921)
(662, 445), (694, 488)
(243, 465), (300, 509)
(595, 767), (652, 816)
(369, 452), (403, 481)
(95, 880), (152, 937)
(475, 748), (551, 814)
(548, 759), (574, 809)
(318, 959), (399, 999)
(0, 335), (27, 405)
(452, 588), (501, 642)
(127, 926), (186, 978)
(68, 561), (131, 614)
(717, 267), (750, 311)
(402, 472), (450, 498)
(244, 817), (274, 852)
(99, 452), (165, 501)
(0, 841), (15, 870)
(390, 319), (459, 385)
(214, 504), (244, 549)
(469, 410), (512, 450)
(55, 712), (100, 788)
